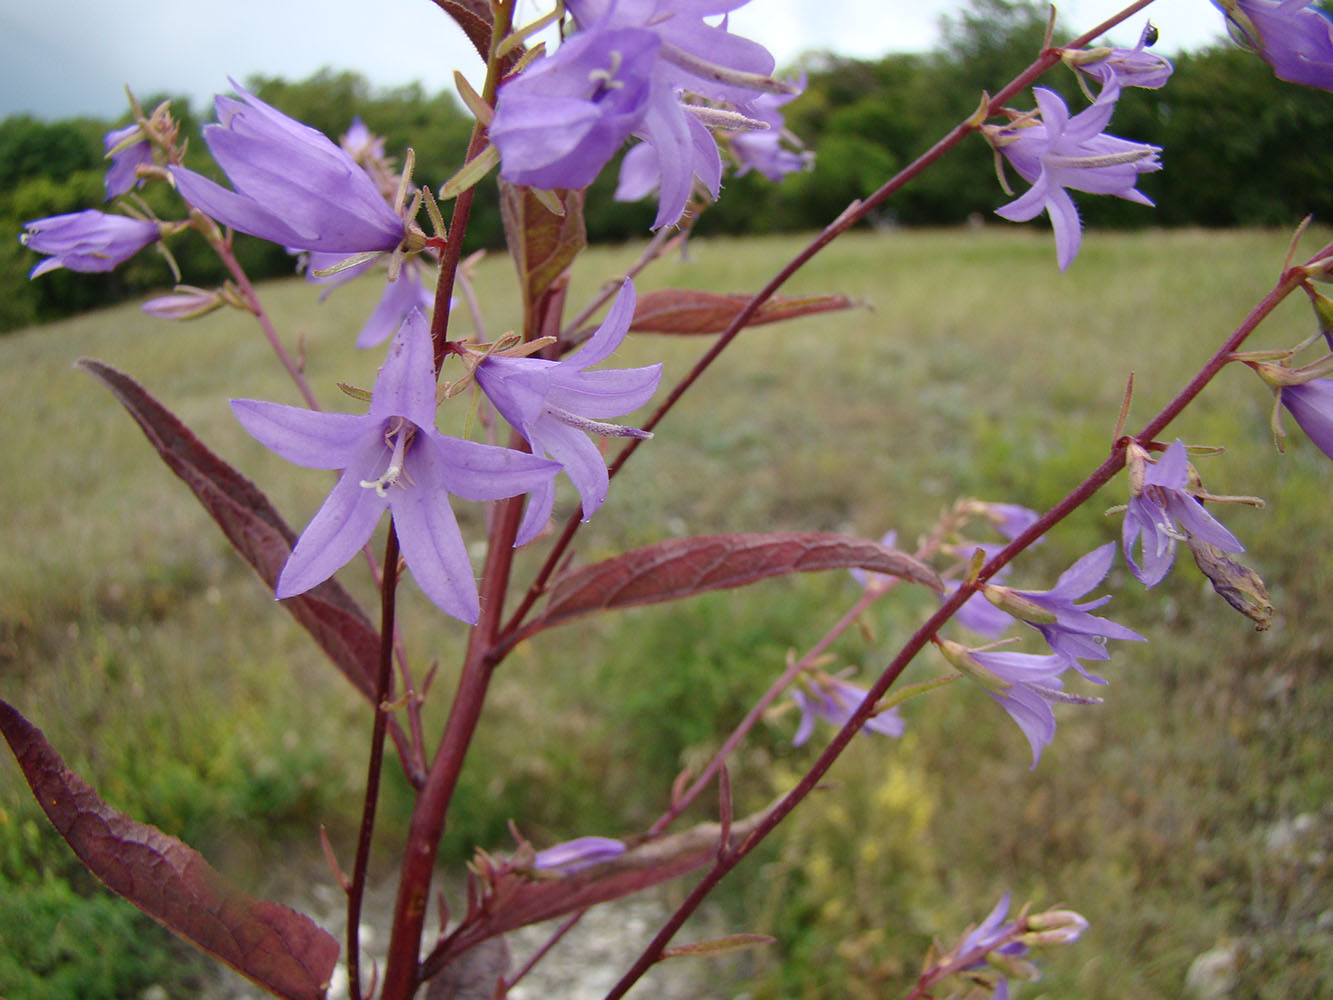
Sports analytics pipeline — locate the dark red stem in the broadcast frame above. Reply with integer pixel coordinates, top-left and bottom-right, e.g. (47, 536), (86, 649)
(347, 524), (401, 1000)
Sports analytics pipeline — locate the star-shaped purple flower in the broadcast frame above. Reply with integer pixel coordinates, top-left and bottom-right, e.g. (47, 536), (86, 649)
(1122, 440), (1244, 588)
(990, 84), (1161, 271)
(1221, 0), (1333, 91)
(171, 80), (406, 255)
(19, 210), (161, 278)
(474, 280), (662, 545)
(984, 543), (1145, 675)
(790, 675), (905, 747)
(231, 309), (558, 624)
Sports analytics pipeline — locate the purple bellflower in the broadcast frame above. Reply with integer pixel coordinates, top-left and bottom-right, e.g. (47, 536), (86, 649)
(983, 543), (1145, 675)
(939, 639), (1095, 767)
(1070, 23), (1174, 91)
(231, 309), (558, 624)
(790, 674), (905, 747)
(1248, 360), (1333, 460)
(532, 836), (626, 874)
(103, 123), (153, 200)
(171, 81), (408, 256)
(492, 0), (781, 227)
(1122, 440), (1244, 587)
(988, 83), (1161, 271)
(953, 894), (1037, 999)
(491, 23), (659, 191)
(474, 280), (662, 545)
(20, 210), (161, 278)
(1278, 378), (1333, 459)
(729, 80), (813, 182)
(1219, 0), (1333, 91)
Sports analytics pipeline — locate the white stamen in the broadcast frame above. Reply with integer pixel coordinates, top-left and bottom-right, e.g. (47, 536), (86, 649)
(547, 405), (652, 440)
(360, 418), (412, 497)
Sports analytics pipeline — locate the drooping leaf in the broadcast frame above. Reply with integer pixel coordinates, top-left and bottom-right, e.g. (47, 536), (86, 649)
(500, 180), (586, 338)
(529, 533), (941, 631)
(77, 358), (380, 701)
(628, 289), (857, 335)
(0, 700), (339, 1000)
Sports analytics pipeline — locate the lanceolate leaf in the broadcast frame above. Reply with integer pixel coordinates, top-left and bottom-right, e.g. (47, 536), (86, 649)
(77, 359), (380, 701)
(628, 289), (856, 335)
(660, 934), (777, 960)
(529, 533), (941, 631)
(0, 700), (339, 1000)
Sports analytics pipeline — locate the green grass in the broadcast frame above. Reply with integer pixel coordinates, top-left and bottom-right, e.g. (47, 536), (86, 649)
(2, 227), (1332, 998)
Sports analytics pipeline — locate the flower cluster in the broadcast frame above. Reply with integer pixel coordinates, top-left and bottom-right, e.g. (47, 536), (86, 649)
(490, 0), (788, 227)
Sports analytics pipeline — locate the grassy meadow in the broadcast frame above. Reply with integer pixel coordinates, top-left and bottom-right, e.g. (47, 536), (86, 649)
(1, 227), (1331, 998)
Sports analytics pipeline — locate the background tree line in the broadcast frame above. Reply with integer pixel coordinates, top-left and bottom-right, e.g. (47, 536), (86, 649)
(4, 0), (1332, 332)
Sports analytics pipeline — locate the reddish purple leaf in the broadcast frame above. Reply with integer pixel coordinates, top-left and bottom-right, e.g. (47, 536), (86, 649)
(0, 700), (339, 999)
(628, 289), (856, 335)
(421, 805), (778, 978)
(531, 533), (941, 630)
(77, 358), (381, 702)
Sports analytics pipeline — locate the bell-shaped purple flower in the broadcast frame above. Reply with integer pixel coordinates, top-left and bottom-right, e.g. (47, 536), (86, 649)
(1221, 0), (1333, 91)
(984, 543), (1145, 676)
(103, 123), (153, 200)
(171, 80), (406, 255)
(491, 24), (659, 190)
(231, 309), (558, 624)
(941, 639), (1087, 767)
(790, 675), (905, 747)
(20, 209), (161, 278)
(729, 80), (813, 182)
(1278, 378), (1333, 458)
(1122, 440), (1244, 588)
(474, 280), (662, 545)
(1072, 23), (1174, 91)
(990, 84), (1161, 271)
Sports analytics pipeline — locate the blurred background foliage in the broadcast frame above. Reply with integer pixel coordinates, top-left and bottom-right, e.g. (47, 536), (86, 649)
(7, 0), (1333, 331)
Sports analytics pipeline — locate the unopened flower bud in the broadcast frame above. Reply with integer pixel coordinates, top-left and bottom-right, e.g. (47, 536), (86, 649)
(141, 285), (225, 321)
(1124, 440), (1150, 498)
(1186, 536), (1274, 630)
(1022, 907), (1089, 946)
(532, 836), (626, 875)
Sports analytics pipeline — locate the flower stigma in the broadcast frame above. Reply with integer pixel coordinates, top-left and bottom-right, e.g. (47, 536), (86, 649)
(360, 417), (417, 497)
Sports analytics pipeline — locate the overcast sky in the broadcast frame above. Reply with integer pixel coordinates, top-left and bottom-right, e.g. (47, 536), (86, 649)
(1, 1), (1225, 121)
